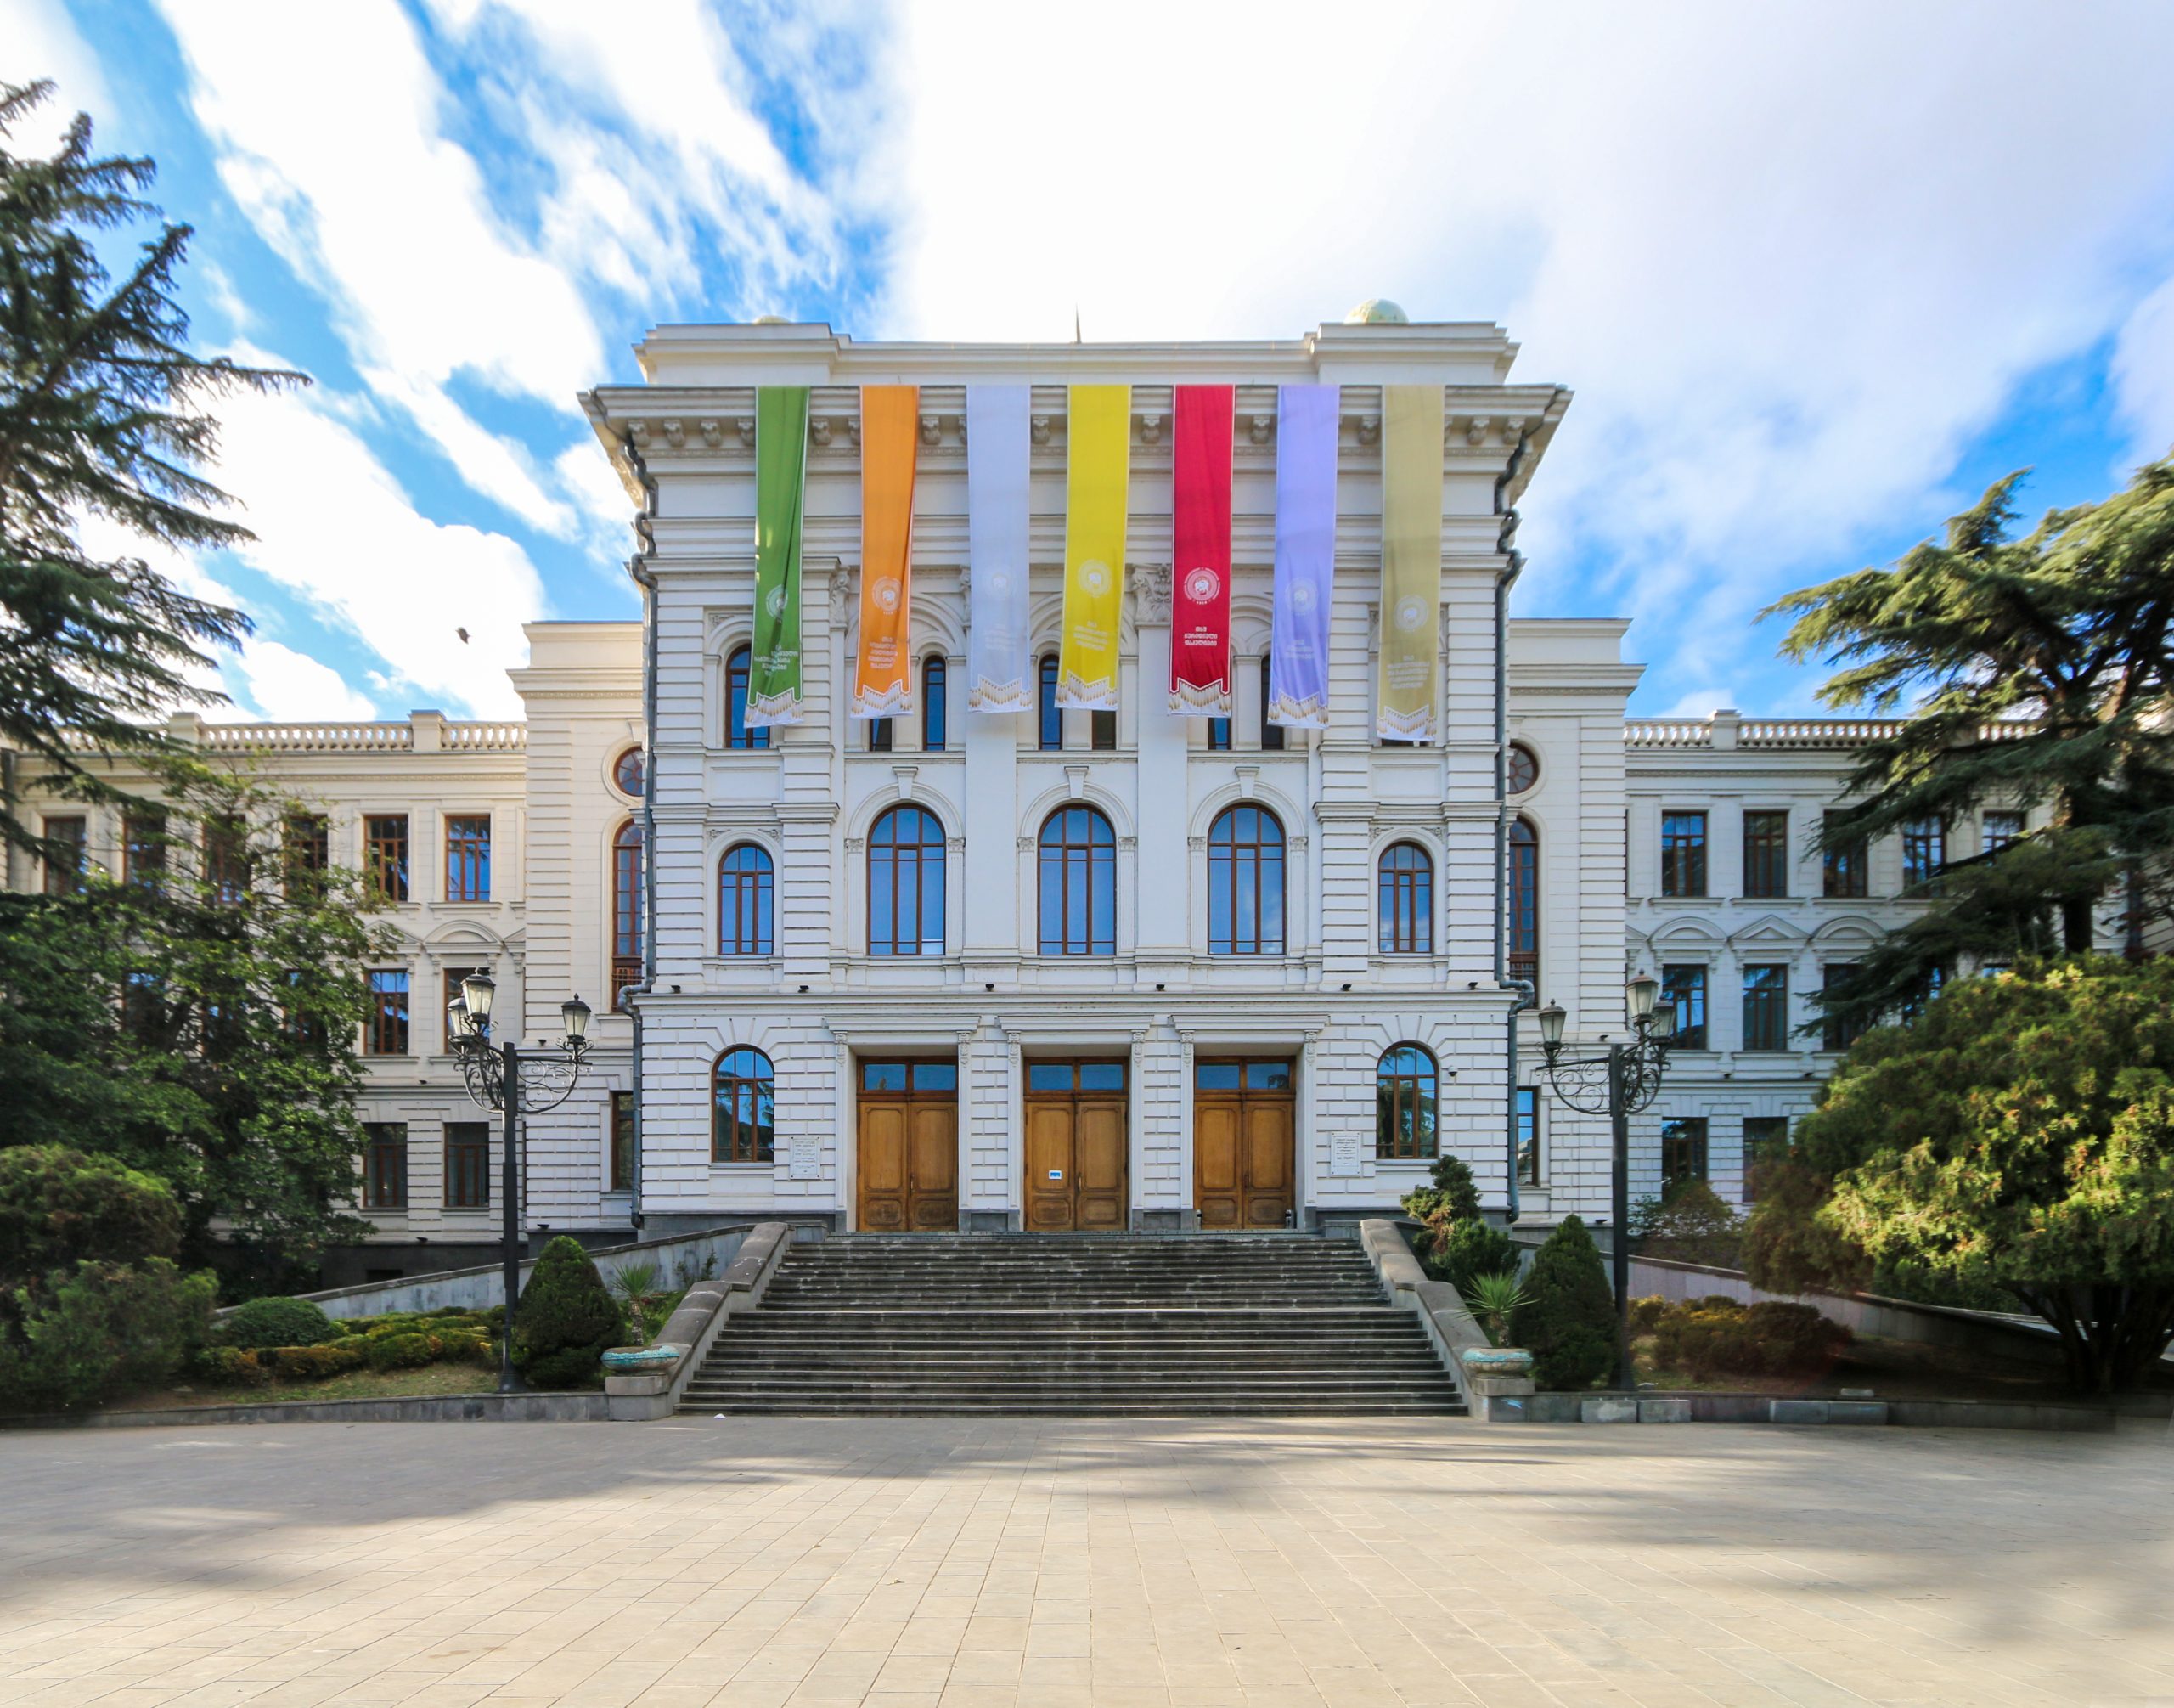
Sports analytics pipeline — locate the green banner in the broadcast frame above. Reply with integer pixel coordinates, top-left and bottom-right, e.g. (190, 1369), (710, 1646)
(1377, 383), (1443, 742)
(747, 386), (809, 728)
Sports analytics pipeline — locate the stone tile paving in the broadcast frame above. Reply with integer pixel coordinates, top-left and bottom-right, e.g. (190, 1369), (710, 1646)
(0, 1418), (2169, 1706)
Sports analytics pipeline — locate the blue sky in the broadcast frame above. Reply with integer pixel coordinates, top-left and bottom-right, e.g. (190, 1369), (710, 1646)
(12, 0), (2174, 721)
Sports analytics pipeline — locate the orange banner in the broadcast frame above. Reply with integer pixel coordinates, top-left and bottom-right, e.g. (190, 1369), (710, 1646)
(852, 385), (919, 718)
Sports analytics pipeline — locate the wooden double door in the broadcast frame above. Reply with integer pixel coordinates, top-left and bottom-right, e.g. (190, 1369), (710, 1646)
(856, 1060), (958, 1232)
(1193, 1057), (1296, 1230)
(1024, 1059), (1129, 1232)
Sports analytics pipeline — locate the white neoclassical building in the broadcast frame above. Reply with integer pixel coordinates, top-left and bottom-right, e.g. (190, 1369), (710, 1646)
(4, 316), (2071, 1283)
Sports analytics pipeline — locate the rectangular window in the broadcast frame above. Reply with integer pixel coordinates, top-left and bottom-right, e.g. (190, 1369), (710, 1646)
(867, 718), (893, 753)
(1037, 656), (1062, 751)
(363, 1123), (408, 1210)
(442, 967), (484, 1049)
(1743, 1115), (1790, 1202)
(1091, 709), (1118, 751)
(1742, 809), (1788, 899)
(444, 815), (491, 902)
(1660, 1116), (1709, 1187)
(1659, 812), (1707, 897)
(1981, 810), (2025, 855)
(42, 815), (87, 895)
(1901, 816), (1945, 893)
(1821, 962), (1867, 1052)
(1259, 656), (1284, 751)
(365, 815), (410, 902)
(367, 969), (410, 1056)
(443, 1122), (490, 1209)
(203, 815), (248, 905)
(1207, 716), (1231, 751)
(1660, 964), (1708, 1050)
(921, 657), (948, 752)
(284, 813), (329, 890)
(1822, 811), (1868, 899)
(1741, 963), (1789, 1051)
(123, 809), (167, 891)
(1517, 1087), (1540, 1187)
(610, 1090), (636, 1193)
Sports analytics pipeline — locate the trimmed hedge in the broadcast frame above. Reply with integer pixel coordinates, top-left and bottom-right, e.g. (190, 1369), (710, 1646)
(0, 1259), (217, 1413)
(215, 1294), (336, 1351)
(1645, 1296), (1850, 1381)
(512, 1236), (624, 1389)
(1509, 1215), (1617, 1390)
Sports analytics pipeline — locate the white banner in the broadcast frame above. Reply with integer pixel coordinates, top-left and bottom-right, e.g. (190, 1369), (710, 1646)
(966, 386), (1033, 712)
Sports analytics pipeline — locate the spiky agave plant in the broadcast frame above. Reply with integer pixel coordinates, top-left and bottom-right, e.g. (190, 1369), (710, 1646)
(1463, 1271), (1529, 1346)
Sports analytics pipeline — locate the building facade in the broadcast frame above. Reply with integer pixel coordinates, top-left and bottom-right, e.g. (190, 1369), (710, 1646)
(3, 318), (2069, 1281)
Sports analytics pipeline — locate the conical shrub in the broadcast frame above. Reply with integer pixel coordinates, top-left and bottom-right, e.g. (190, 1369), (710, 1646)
(1507, 1214), (1617, 1390)
(511, 1236), (625, 1388)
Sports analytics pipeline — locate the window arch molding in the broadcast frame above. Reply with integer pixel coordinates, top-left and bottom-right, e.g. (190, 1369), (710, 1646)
(1375, 1040), (1440, 1161)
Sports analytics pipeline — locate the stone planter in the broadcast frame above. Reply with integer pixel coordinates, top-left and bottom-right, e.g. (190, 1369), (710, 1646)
(601, 1344), (683, 1374)
(1462, 1346), (1535, 1380)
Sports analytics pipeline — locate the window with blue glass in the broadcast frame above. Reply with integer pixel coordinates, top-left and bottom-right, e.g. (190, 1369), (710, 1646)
(922, 657), (947, 751)
(868, 805), (945, 955)
(726, 645), (769, 750)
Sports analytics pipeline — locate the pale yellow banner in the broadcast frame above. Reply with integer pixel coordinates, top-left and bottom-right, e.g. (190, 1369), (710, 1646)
(1377, 384), (1443, 742)
(1058, 385), (1130, 709)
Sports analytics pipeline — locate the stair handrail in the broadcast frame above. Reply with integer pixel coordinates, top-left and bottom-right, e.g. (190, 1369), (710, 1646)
(604, 1220), (794, 1421)
(1356, 1218), (1535, 1420)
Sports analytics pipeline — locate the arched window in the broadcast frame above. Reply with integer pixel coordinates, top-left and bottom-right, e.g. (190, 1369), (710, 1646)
(1376, 1043), (1439, 1160)
(1508, 816), (1539, 986)
(1207, 804), (1285, 955)
(1039, 806), (1116, 955)
(726, 645), (769, 750)
(611, 747), (645, 797)
(712, 1047), (775, 1163)
(922, 657), (947, 751)
(719, 844), (774, 956)
(869, 805), (946, 955)
(611, 820), (644, 1007)
(1259, 654), (1284, 751)
(1378, 842), (1433, 955)
(1037, 654), (1062, 750)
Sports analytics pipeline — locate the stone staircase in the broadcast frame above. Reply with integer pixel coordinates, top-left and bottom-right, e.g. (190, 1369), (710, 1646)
(679, 1232), (1466, 1417)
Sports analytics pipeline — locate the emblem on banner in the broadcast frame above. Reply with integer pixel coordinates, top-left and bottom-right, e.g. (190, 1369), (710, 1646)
(1183, 567), (1220, 603)
(765, 585), (789, 619)
(871, 577), (901, 613)
(1394, 595), (1427, 632)
(1079, 560), (1112, 596)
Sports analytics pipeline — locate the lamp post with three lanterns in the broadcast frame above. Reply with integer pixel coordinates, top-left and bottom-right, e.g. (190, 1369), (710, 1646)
(445, 972), (593, 1393)
(1534, 973), (1677, 1390)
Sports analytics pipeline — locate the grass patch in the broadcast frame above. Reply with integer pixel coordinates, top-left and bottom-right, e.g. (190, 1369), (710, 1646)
(116, 1363), (514, 1412)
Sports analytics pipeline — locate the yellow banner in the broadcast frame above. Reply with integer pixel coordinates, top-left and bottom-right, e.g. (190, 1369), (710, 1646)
(1058, 384), (1130, 709)
(1377, 384), (1443, 742)
(852, 385), (919, 718)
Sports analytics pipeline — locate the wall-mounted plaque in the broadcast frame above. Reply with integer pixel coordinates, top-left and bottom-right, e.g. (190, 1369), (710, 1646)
(1328, 1130), (1364, 1177)
(788, 1134), (823, 1181)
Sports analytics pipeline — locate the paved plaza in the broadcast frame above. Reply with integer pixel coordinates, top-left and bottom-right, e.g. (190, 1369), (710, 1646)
(0, 1418), (2170, 1707)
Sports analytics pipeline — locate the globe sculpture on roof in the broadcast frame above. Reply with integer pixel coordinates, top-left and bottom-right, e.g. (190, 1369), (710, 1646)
(1344, 298), (1410, 324)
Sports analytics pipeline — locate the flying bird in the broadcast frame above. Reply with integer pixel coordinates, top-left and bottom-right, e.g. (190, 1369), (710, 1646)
(457, 627), (470, 644)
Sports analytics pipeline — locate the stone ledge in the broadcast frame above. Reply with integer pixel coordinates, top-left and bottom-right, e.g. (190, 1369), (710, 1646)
(1512, 1390), (2116, 1432)
(6, 1392), (611, 1429)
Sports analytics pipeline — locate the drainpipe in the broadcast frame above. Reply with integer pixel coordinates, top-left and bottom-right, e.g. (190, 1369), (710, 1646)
(622, 430), (661, 1237)
(1493, 427), (1535, 1226)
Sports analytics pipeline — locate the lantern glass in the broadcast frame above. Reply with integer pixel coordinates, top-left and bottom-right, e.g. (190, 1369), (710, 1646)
(446, 998), (473, 1041)
(561, 994), (592, 1044)
(461, 972), (497, 1024)
(1654, 999), (1677, 1039)
(1537, 1001), (1567, 1049)
(1626, 973), (1659, 1022)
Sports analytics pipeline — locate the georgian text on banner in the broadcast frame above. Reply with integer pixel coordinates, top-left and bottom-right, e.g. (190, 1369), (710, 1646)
(851, 385), (918, 719)
(1057, 384), (1129, 710)
(1169, 385), (1235, 714)
(746, 386), (809, 729)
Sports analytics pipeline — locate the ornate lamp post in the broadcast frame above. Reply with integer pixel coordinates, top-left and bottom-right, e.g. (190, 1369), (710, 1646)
(446, 972), (592, 1393)
(1534, 973), (1676, 1390)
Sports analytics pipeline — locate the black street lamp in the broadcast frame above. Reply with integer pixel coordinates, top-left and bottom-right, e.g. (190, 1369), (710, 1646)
(1534, 973), (1676, 1390)
(447, 972), (592, 1393)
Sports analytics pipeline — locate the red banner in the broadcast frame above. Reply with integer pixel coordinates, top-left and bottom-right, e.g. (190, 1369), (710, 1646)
(1169, 384), (1235, 713)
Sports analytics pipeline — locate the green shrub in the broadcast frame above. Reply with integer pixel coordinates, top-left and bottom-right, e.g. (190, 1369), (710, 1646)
(1398, 1152), (1483, 1227)
(512, 1236), (625, 1388)
(1628, 1295), (1667, 1334)
(438, 1331), (494, 1367)
(363, 1331), (436, 1372)
(1508, 1215), (1618, 1390)
(262, 1343), (365, 1380)
(1424, 1217), (1517, 1295)
(0, 1147), (182, 1274)
(0, 1259), (217, 1413)
(1630, 1179), (1745, 1267)
(1649, 1296), (1850, 1381)
(215, 1294), (336, 1351)
(195, 1345), (272, 1387)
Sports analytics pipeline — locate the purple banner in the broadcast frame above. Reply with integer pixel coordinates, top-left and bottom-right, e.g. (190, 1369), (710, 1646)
(1268, 384), (1338, 729)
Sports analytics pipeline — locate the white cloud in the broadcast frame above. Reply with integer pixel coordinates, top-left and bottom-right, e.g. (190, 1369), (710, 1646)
(887, 0), (2174, 709)
(4, 0), (114, 145)
(152, 0), (603, 537)
(228, 640), (379, 723)
(2113, 274), (2174, 468)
